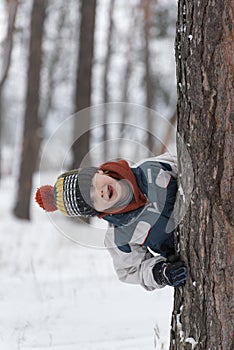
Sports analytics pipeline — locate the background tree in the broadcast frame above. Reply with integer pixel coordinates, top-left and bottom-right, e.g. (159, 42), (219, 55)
(72, 0), (96, 169)
(40, 1), (67, 123)
(142, 0), (155, 154)
(102, 0), (115, 162)
(13, 0), (46, 219)
(170, 1), (234, 349)
(0, 0), (18, 179)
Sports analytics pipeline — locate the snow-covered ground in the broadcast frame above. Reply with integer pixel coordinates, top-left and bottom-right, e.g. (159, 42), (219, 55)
(0, 175), (174, 350)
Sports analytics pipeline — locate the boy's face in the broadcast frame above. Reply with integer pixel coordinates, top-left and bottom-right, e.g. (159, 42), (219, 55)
(90, 170), (127, 212)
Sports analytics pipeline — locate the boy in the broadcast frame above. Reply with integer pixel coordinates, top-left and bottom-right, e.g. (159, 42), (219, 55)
(36, 153), (187, 291)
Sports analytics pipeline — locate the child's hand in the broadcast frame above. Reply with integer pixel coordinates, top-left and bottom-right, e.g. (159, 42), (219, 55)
(153, 261), (187, 287)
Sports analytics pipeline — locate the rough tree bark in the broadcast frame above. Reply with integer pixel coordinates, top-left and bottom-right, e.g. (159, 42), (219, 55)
(13, 0), (46, 219)
(170, 1), (234, 349)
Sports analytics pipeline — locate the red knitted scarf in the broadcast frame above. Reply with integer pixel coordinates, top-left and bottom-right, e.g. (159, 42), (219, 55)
(98, 160), (147, 218)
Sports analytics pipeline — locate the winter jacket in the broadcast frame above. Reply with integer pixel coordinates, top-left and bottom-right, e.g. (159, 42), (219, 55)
(104, 153), (178, 291)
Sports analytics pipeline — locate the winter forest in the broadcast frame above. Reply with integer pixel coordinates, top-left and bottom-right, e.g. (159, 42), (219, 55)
(0, 0), (233, 349)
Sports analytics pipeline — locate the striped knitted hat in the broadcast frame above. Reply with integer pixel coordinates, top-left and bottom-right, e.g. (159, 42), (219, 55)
(35, 167), (99, 217)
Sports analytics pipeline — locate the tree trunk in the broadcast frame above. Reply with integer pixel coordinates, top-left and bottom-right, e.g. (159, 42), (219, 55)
(102, 0), (115, 162)
(170, 1), (234, 349)
(0, 0), (18, 179)
(72, 0), (96, 169)
(0, 0), (18, 87)
(118, 3), (138, 154)
(142, 0), (155, 155)
(13, 0), (46, 220)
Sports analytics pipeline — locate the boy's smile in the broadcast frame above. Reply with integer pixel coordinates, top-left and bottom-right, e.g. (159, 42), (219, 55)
(90, 170), (128, 211)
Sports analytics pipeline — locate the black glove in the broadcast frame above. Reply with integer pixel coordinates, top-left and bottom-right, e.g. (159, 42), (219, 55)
(153, 261), (187, 287)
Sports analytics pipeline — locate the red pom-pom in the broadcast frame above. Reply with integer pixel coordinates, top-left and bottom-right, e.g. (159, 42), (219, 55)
(35, 185), (57, 212)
